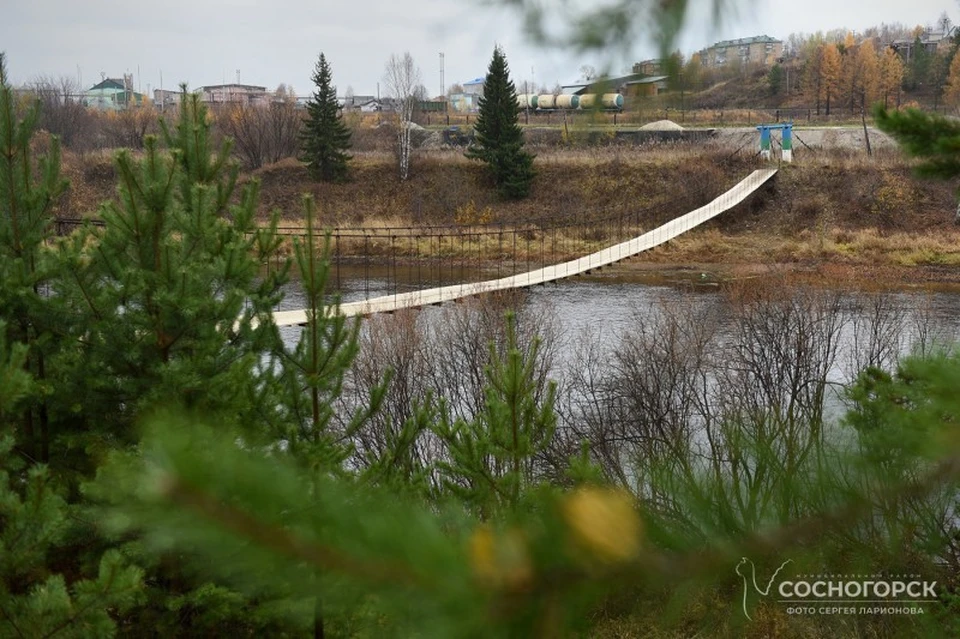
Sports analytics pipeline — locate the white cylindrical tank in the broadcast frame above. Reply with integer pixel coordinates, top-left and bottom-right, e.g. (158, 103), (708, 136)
(601, 93), (624, 109)
(555, 94), (580, 109)
(537, 94), (556, 109)
(578, 94), (597, 109)
(515, 94), (538, 109)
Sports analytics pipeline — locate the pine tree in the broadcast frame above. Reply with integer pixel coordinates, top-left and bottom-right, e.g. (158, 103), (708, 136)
(0, 52), (69, 465)
(435, 313), (557, 518)
(64, 89), (288, 441)
(300, 53), (351, 182)
(875, 105), (960, 222)
(466, 47), (535, 200)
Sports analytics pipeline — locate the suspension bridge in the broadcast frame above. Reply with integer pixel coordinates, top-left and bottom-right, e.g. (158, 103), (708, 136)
(273, 168), (778, 327)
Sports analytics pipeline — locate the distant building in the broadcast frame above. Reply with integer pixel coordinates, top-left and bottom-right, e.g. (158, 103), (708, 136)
(462, 77), (485, 96)
(448, 93), (477, 112)
(338, 94), (376, 109)
(153, 89), (181, 109)
(700, 35), (783, 68)
(561, 73), (663, 96)
(623, 75), (669, 96)
(199, 83), (268, 106)
(632, 59), (665, 75)
(83, 76), (146, 110)
(892, 28), (958, 60)
(358, 99), (384, 113)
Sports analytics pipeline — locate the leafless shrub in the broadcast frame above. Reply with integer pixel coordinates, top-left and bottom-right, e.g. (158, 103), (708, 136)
(218, 101), (302, 169)
(99, 106), (159, 149)
(29, 75), (91, 149)
(346, 309), (440, 472)
(843, 291), (908, 378)
(342, 290), (565, 478)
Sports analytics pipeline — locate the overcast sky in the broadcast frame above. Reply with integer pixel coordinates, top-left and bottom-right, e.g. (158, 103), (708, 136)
(1, 0), (954, 98)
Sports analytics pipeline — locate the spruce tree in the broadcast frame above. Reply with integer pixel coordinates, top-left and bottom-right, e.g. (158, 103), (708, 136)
(466, 47), (535, 200)
(300, 53), (352, 182)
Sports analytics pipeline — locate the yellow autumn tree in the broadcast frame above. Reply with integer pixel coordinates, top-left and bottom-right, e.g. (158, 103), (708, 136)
(879, 46), (904, 108)
(804, 43), (825, 114)
(855, 39), (881, 109)
(821, 43), (842, 116)
(942, 51), (960, 110)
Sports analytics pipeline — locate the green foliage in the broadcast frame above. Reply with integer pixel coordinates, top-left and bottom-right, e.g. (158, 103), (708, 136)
(300, 53), (352, 182)
(0, 436), (143, 637)
(0, 323), (31, 418)
(435, 313), (557, 517)
(63, 91), (287, 439)
(875, 106), (960, 181)
(906, 36), (933, 92)
(767, 63), (784, 95)
(466, 47), (535, 200)
(0, 52), (70, 464)
(498, 0), (736, 58)
(874, 105), (960, 223)
(271, 195), (373, 473)
(91, 414), (652, 638)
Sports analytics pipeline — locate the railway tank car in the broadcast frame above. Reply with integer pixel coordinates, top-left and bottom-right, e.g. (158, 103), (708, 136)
(517, 92), (623, 111)
(516, 94), (539, 109)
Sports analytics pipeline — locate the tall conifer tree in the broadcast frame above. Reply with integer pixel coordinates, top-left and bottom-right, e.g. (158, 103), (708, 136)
(300, 53), (351, 182)
(466, 47), (535, 200)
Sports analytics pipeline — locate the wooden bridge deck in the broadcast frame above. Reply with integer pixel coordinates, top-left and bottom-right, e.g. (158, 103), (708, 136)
(273, 168), (777, 326)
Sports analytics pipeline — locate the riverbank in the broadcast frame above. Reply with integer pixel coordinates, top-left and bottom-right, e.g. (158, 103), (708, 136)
(584, 260), (960, 291)
(58, 140), (960, 281)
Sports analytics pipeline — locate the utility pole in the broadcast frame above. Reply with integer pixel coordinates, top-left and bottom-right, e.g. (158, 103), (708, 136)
(440, 51), (447, 124)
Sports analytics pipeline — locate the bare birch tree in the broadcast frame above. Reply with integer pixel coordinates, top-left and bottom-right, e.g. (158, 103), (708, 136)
(383, 52), (421, 181)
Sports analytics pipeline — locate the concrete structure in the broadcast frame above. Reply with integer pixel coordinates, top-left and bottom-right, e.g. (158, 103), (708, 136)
(701, 36), (783, 68)
(273, 169), (777, 325)
(757, 124), (792, 162)
(153, 89), (181, 109)
(199, 83), (268, 106)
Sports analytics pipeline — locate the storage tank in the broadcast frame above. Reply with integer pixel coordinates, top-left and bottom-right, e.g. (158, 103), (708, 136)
(554, 94), (580, 109)
(601, 93), (624, 109)
(537, 94), (556, 109)
(515, 94), (538, 109)
(578, 94), (597, 109)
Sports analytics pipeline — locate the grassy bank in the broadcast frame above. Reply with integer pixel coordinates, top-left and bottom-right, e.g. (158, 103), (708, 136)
(57, 143), (959, 275)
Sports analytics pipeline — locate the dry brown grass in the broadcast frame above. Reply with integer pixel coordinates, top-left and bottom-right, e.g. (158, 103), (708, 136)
(637, 226), (960, 270)
(59, 141), (960, 277)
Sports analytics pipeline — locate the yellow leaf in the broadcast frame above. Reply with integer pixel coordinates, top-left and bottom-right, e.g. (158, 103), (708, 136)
(563, 487), (642, 563)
